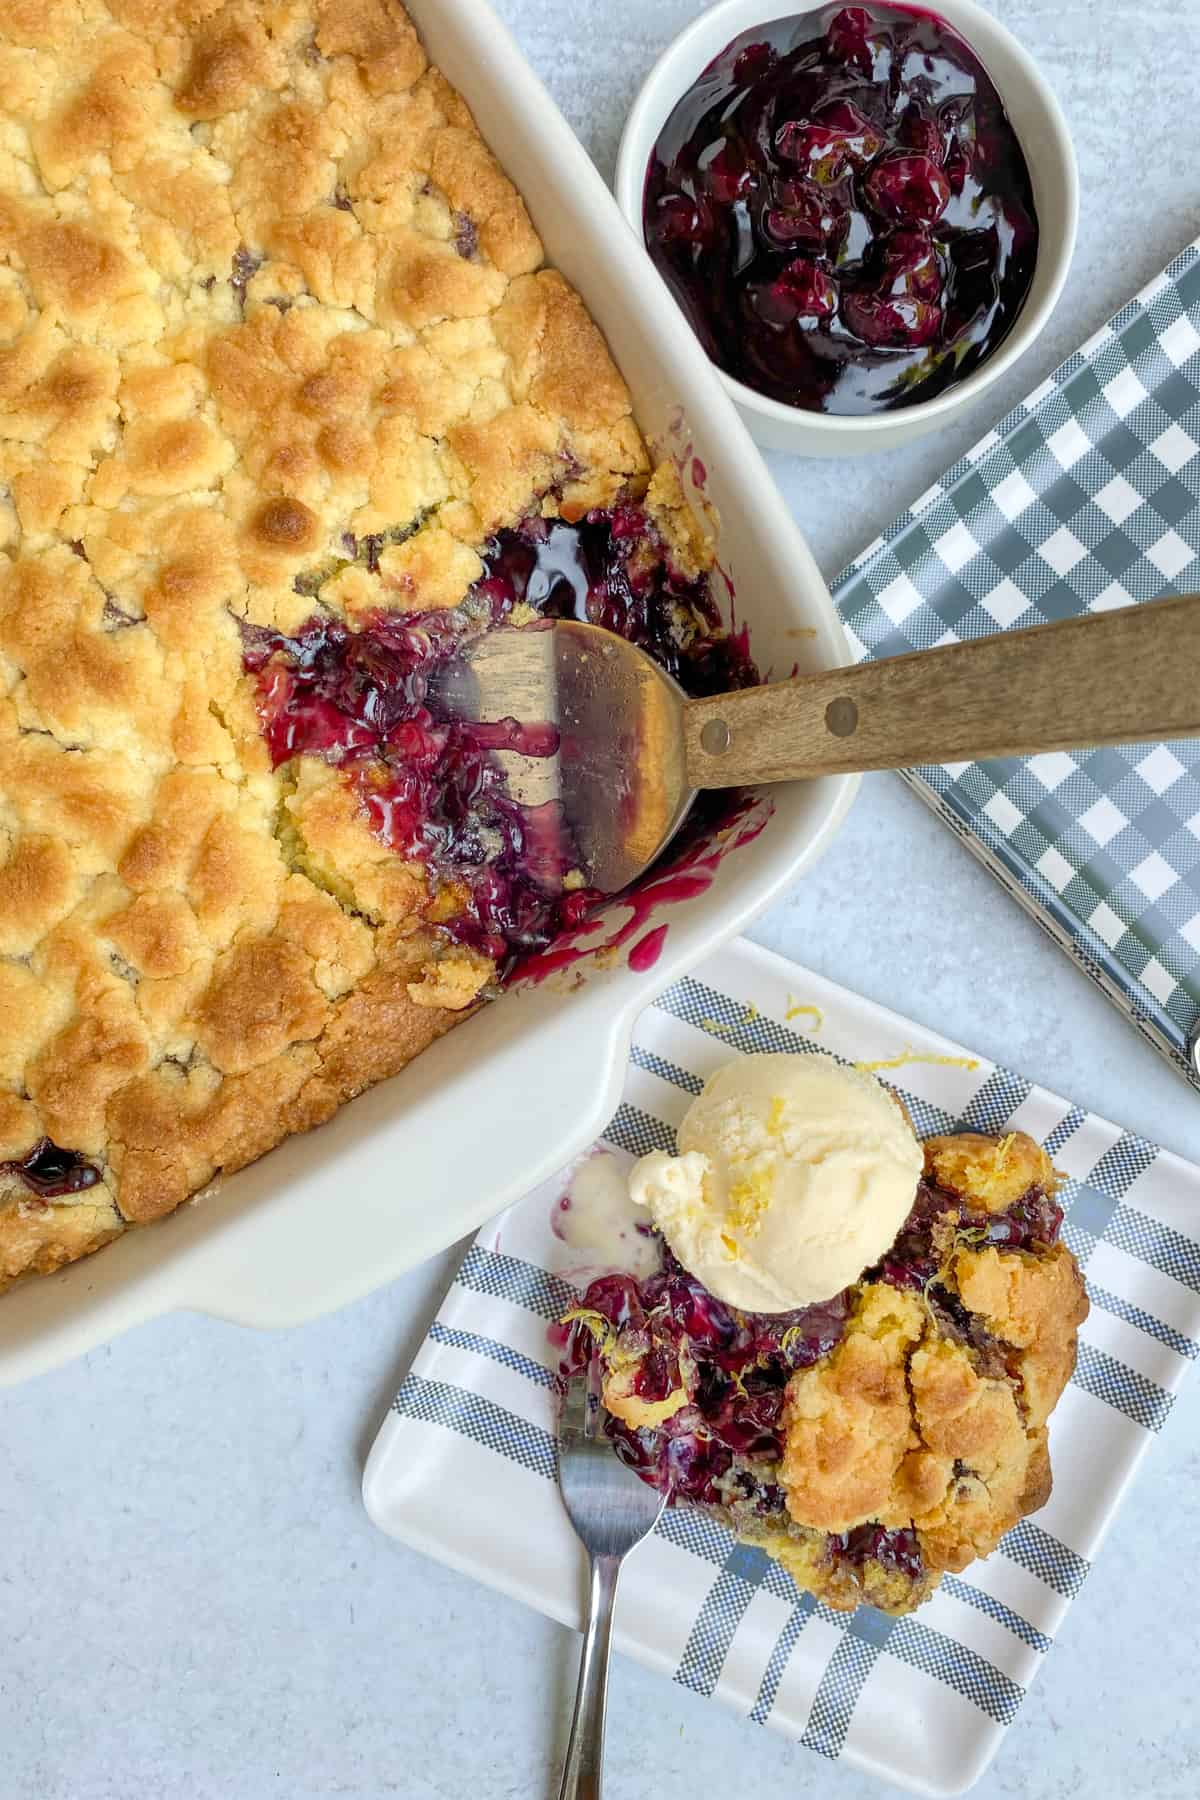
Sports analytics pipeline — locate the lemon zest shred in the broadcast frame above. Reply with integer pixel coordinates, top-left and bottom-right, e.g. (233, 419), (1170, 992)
(954, 1224), (991, 1251)
(785, 996), (824, 1030)
(696, 1004), (773, 1035)
(993, 1131), (1018, 1169)
(727, 1168), (772, 1237)
(919, 1282), (942, 1332)
(780, 1323), (818, 1362)
(560, 1305), (616, 1357)
(854, 1046), (980, 1074)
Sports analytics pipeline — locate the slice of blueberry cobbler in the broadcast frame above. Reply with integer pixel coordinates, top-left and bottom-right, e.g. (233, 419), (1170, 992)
(560, 1129), (1088, 1614)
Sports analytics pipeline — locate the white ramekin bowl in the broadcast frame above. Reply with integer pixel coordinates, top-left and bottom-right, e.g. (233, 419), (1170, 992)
(615, 0), (1079, 457)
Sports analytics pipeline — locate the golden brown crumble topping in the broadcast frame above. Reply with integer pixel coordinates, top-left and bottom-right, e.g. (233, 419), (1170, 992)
(769, 1134), (1087, 1611)
(0, 0), (678, 1284)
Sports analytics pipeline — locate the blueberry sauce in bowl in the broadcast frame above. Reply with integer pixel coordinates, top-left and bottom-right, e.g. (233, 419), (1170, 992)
(643, 3), (1039, 414)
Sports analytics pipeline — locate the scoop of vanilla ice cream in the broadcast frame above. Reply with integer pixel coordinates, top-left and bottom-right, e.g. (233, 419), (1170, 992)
(628, 1052), (922, 1312)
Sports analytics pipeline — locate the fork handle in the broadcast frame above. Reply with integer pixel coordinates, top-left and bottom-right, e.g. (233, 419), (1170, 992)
(683, 589), (1200, 787)
(557, 1553), (620, 1800)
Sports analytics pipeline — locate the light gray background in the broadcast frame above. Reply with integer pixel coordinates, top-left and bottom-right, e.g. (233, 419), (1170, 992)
(4, 4), (1199, 1797)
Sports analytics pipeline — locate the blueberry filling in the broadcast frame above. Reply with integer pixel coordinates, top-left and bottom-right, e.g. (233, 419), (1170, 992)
(924, 1281), (1012, 1382)
(453, 212), (479, 260)
(102, 597), (140, 631)
(870, 1178), (1062, 1290)
(2, 1139), (103, 1201)
(241, 506), (758, 974)
(835, 1522), (923, 1581)
(562, 1245), (850, 1512)
(359, 533), (386, 573)
(643, 3), (1038, 414)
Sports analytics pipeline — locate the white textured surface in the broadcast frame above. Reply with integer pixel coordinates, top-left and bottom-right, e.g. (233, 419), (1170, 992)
(4, 4), (1200, 1797)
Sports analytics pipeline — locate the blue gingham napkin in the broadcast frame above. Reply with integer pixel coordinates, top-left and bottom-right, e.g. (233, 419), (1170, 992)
(831, 240), (1200, 1087)
(365, 937), (1200, 1796)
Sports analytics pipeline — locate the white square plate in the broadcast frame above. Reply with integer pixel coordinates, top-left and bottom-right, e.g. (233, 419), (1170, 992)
(364, 937), (1200, 1795)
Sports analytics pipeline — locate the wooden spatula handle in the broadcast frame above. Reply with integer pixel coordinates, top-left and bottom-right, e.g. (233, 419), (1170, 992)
(683, 591), (1200, 789)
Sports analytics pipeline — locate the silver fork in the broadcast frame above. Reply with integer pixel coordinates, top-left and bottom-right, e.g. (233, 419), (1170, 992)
(555, 1358), (667, 1800)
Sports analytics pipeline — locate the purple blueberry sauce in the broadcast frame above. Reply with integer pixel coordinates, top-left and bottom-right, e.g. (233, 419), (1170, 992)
(2, 1139), (104, 1201)
(241, 506), (758, 976)
(643, 4), (1038, 413)
(561, 1246), (850, 1512)
(627, 922), (670, 971)
(508, 792), (770, 987)
(870, 1178), (1063, 1290)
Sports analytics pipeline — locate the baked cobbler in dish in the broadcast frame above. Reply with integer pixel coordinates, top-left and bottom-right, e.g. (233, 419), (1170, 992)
(0, 0), (753, 1287)
(561, 1129), (1088, 1615)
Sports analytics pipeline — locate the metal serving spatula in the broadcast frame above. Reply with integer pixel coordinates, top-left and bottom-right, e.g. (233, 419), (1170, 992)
(435, 590), (1200, 894)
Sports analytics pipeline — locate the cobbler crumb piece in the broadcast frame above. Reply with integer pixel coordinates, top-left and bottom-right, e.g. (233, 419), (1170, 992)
(407, 946), (493, 1012)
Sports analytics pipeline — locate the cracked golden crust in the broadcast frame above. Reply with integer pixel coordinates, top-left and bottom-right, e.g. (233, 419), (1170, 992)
(0, 0), (658, 1284)
(776, 1132), (1088, 1612)
(924, 1129), (1058, 1212)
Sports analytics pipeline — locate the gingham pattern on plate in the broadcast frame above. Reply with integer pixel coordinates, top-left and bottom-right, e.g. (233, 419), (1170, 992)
(831, 239), (1200, 1087)
(364, 938), (1200, 1798)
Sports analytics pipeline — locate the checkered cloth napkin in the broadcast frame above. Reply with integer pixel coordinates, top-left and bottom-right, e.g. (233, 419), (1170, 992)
(831, 239), (1200, 1086)
(365, 939), (1200, 1796)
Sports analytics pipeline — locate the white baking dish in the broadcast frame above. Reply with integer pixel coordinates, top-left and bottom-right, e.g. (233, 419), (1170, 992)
(0, 0), (855, 1385)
